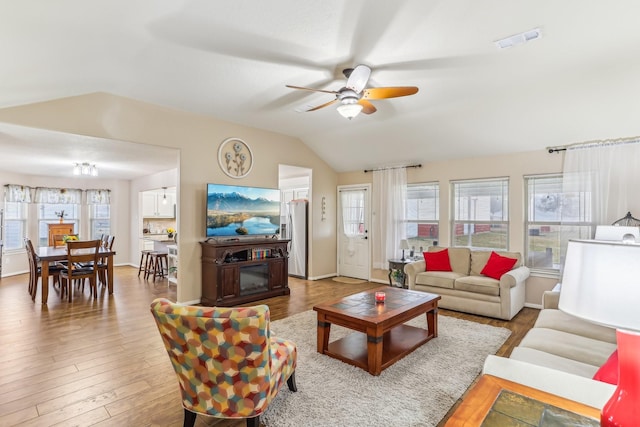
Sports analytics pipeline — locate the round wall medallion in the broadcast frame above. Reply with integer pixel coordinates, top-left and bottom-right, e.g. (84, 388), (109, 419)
(217, 137), (254, 178)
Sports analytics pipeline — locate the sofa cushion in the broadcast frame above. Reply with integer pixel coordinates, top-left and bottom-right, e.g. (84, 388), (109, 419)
(518, 327), (617, 367)
(430, 246), (470, 275)
(470, 250), (522, 276)
(534, 309), (617, 344)
(454, 275), (500, 296)
(593, 350), (618, 385)
(509, 347), (600, 379)
(480, 251), (518, 280)
(415, 271), (463, 289)
(423, 248), (452, 271)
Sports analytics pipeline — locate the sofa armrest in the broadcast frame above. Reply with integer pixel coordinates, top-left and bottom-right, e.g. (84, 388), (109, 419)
(404, 260), (425, 290)
(542, 290), (560, 309)
(500, 265), (530, 289)
(483, 355), (615, 409)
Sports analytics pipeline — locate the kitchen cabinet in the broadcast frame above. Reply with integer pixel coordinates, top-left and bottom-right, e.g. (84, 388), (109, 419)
(142, 192), (175, 218)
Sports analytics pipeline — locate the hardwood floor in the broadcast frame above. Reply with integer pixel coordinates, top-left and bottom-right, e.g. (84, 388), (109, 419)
(0, 267), (538, 426)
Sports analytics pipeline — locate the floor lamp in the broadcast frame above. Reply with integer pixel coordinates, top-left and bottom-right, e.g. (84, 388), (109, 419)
(559, 239), (640, 426)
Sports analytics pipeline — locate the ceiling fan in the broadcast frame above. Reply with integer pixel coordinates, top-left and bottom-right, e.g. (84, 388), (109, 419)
(286, 64), (419, 120)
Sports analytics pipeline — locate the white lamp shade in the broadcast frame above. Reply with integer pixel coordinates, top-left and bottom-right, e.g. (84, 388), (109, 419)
(337, 103), (363, 119)
(559, 239), (640, 332)
(399, 239), (410, 250)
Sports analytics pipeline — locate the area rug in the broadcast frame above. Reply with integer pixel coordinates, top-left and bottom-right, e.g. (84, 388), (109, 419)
(331, 276), (367, 284)
(261, 310), (511, 427)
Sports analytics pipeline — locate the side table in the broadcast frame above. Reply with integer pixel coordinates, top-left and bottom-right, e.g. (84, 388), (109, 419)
(388, 258), (412, 288)
(445, 374), (600, 426)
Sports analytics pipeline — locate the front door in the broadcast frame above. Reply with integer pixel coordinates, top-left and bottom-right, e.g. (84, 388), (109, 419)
(337, 185), (370, 280)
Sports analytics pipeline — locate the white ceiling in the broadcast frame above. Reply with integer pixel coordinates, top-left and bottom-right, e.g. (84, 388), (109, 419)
(2, 0), (640, 178)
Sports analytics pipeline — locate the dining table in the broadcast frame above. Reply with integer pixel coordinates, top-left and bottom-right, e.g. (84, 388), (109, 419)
(36, 245), (117, 304)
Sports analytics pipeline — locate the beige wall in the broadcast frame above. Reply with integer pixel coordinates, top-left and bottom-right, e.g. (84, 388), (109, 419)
(0, 92), (567, 307)
(338, 150), (565, 307)
(0, 92), (338, 303)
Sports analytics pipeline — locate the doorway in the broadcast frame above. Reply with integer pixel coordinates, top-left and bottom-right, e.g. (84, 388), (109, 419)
(337, 184), (371, 280)
(279, 165), (311, 279)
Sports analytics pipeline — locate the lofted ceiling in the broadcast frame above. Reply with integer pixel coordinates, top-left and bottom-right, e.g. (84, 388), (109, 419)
(2, 0), (640, 178)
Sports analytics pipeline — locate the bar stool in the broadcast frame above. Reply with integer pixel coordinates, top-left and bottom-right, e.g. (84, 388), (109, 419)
(138, 250), (154, 277)
(147, 252), (168, 281)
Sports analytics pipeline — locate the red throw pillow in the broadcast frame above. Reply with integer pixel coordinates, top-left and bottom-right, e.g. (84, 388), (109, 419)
(423, 248), (452, 272)
(593, 350), (619, 385)
(480, 251), (518, 280)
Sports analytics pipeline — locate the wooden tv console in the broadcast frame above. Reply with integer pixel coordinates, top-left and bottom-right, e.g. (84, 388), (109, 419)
(200, 239), (290, 306)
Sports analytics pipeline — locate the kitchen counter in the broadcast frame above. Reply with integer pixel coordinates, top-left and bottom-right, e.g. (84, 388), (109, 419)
(142, 233), (175, 242)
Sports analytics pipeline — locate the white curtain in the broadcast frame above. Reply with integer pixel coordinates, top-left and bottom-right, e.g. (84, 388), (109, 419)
(563, 139), (640, 225)
(560, 139), (640, 266)
(86, 189), (111, 204)
(34, 187), (83, 204)
(372, 168), (407, 269)
(4, 184), (32, 203)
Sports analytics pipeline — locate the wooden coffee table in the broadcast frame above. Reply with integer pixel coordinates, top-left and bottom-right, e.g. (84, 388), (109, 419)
(313, 286), (441, 375)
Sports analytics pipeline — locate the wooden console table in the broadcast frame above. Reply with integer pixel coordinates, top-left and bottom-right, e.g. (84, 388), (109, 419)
(200, 239), (290, 306)
(445, 375), (600, 426)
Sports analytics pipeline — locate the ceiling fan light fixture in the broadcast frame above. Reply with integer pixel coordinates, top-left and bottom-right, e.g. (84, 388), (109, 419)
(337, 103), (363, 120)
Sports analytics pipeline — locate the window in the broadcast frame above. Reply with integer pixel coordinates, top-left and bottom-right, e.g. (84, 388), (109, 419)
(38, 204), (79, 247)
(3, 202), (27, 251)
(452, 178), (509, 250)
(340, 189), (365, 237)
(406, 183), (439, 254)
(90, 204), (111, 239)
(525, 174), (593, 271)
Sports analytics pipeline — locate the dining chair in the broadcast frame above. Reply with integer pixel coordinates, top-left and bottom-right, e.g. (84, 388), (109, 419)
(24, 238), (63, 301)
(150, 298), (298, 427)
(97, 235), (115, 286)
(59, 239), (101, 302)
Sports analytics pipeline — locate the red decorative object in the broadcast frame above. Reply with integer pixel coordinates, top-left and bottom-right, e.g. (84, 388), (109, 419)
(375, 292), (386, 303)
(480, 251), (517, 280)
(423, 248), (452, 272)
(601, 330), (640, 426)
(593, 350), (619, 385)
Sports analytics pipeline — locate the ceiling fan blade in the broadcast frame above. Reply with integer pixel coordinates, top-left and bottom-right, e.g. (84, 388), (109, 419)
(346, 64), (371, 93)
(358, 99), (377, 115)
(286, 85), (339, 95)
(304, 98), (339, 112)
(362, 86), (419, 100)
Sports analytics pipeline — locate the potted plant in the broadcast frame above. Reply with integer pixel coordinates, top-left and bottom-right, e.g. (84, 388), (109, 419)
(391, 269), (405, 285)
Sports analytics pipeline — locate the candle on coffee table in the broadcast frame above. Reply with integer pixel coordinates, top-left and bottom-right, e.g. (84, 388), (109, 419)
(375, 291), (386, 303)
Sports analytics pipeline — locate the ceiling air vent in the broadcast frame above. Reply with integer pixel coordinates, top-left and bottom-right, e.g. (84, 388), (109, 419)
(495, 28), (542, 49)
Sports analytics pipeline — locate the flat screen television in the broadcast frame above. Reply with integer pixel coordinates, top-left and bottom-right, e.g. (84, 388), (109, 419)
(206, 183), (281, 237)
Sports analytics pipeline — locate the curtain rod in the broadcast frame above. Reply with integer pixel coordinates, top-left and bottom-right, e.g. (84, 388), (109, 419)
(363, 164), (422, 173)
(546, 136), (640, 153)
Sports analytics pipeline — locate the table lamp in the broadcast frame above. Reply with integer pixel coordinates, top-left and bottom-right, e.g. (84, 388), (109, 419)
(399, 239), (410, 261)
(559, 239), (640, 426)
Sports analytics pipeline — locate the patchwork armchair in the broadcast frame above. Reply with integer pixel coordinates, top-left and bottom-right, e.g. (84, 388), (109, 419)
(150, 298), (297, 427)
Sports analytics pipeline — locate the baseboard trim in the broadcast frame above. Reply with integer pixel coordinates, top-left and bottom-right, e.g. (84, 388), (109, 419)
(524, 302), (542, 310)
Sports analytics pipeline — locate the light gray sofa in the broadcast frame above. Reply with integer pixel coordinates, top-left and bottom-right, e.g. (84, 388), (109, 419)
(404, 247), (530, 320)
(483, 290), (617, 408)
